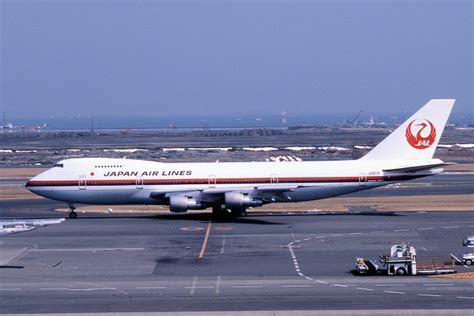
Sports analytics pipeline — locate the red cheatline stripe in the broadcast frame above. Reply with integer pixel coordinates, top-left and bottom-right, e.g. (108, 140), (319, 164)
(26, 175), (388, 187)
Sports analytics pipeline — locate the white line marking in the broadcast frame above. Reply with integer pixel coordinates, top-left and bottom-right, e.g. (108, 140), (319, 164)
(32, 248), (144, 252)
(375, 284), (406, 287)
(282, 285), (311, 288)
(383, 290), (406, 294)
(457, 296), (474, 299)
(418, 293), (442, 297)
(348, 232), (363, 235)
(294, 240), (301, 243)
(394, 229), (409, 232)
(39, 288), (69, 291)
(215, 276), (221, 294)
(315, 280), (328, 284)
(0, 288), (21, 291)
(418, 227), (434, 231)
(68, 288), (117, 291)
(304, 276), (313, 281)
(423, 284), (453, 286)
(421, 247), (428, 251)
(190, 276), (197, 295)
(135, 287), (166, 290)
(442, 226), (459, 229)
(356, 287), (374, 291)
(314, 236), (326, 239)
(232, 285), (262, 288)
(332, 284), (348, 288)
(303, 238), (312, 241)
(220, 236), (226, 255)
(185, 286), (214, 289)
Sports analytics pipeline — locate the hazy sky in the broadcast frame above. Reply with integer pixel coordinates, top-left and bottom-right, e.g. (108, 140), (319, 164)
(0, 0), (472, 117)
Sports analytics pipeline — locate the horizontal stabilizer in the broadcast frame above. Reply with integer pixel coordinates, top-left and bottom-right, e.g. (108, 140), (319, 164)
(383, 162), (455, 173)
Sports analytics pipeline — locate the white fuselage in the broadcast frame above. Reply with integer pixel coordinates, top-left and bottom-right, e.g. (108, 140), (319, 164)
(26, 157), (441, 207)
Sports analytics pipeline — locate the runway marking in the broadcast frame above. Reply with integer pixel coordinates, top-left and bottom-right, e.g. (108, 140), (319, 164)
(348, 232), (363, 235)
(180, 227), (205, 232)
(375, 284), (405, 287)
(330, 234), (342, 237)
(394, 229), (409, 232)
(198, 221), (212, 259)
(31, 248), (144, 252)
(442, 226), (459, 229)
(418, 293), (442, 297)
(67, 288), (118, 291)
(214, 225), (232, 232)
(421, 247), (428, 251)
(457, 296), (474, 299)
(135, 287), (166, 290)
(232, 285), (262, 288)
(383, 290), (405, 294)
(40, 288), (69, 291)
(418, 227), (434, 230)
(220, 235), (226, 255)
(315, 280), (328, 284)
(331, 284), (348, 288)
(356, 287), (374, 291)
(303, 238), (312, 241)
(215, 276), (221, 294)
(190, 276), (198, 295)
(282, 284), (311, 288)
(423, 284), (453, 286)
(0, 288), (21, 291)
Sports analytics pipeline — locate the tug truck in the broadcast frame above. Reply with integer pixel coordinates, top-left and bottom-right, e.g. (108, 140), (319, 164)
(355, 243), (456, 276)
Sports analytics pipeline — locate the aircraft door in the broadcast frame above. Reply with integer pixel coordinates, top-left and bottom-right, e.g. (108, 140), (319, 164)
(208, 175), (216, 188)
(136, 176), (144, 189)
(271, 174), (278, 184)
(79, 176), (86, 190)
(358, 173), (367, 186)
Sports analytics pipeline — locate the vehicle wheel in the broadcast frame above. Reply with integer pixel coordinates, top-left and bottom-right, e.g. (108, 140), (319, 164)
(396, 268), (407, 276)
(69, 211), (77, 219)
(465, 259), (472, 266)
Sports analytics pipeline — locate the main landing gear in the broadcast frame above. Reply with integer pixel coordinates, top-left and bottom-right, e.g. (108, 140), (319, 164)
(212, 205), (247, 220)
(68, 204), (77, 219)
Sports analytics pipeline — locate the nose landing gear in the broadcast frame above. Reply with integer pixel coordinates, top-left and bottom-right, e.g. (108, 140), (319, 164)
(68, 204), (77, 219)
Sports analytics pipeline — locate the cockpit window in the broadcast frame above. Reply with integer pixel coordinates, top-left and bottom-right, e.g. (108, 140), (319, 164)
(54, 163), (64, 168)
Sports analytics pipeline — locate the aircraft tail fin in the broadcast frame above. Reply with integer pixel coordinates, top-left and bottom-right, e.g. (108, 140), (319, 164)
(361, 99), (455, 160)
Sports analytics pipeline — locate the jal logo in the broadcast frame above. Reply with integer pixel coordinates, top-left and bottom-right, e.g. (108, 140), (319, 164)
(405, 119), (437, 149)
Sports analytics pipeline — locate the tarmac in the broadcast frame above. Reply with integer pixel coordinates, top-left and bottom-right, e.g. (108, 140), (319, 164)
(0, 174), (473, 314)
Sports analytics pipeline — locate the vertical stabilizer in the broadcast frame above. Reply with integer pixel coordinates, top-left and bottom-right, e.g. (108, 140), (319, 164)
(361, 99), (455, 160)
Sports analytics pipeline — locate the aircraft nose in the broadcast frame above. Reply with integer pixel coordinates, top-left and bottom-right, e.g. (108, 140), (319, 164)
(25, 177), (37, 192)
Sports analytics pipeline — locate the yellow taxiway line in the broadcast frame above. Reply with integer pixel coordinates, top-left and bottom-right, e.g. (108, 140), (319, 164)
(198, 221), (212, 259)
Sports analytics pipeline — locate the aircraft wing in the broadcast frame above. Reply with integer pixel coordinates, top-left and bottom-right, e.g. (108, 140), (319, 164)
(149, 185), (300, 202)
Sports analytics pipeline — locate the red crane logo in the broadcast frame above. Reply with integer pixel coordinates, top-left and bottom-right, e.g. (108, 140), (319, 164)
(405, 119), (437, 149)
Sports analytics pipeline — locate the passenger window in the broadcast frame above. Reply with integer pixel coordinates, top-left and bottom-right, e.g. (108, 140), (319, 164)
(54, 163), (64, 168)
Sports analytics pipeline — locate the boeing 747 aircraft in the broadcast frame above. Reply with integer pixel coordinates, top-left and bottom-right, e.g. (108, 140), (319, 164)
(26, 99), (454, 218)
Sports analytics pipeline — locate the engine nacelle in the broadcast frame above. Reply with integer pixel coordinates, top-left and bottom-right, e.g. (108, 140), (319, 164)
(224, 192), (262, 210)
(169, 195), (205, 213)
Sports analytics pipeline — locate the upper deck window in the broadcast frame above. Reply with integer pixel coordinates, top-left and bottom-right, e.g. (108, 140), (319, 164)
(54, 163), (64, 168)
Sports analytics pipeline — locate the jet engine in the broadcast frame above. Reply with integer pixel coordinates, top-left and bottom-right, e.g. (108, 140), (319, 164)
(224, 192), (263, 210)
(169, 195), (205, 213)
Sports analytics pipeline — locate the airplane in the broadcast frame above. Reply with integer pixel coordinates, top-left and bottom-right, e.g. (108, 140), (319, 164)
(26, 99), (455, 219)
